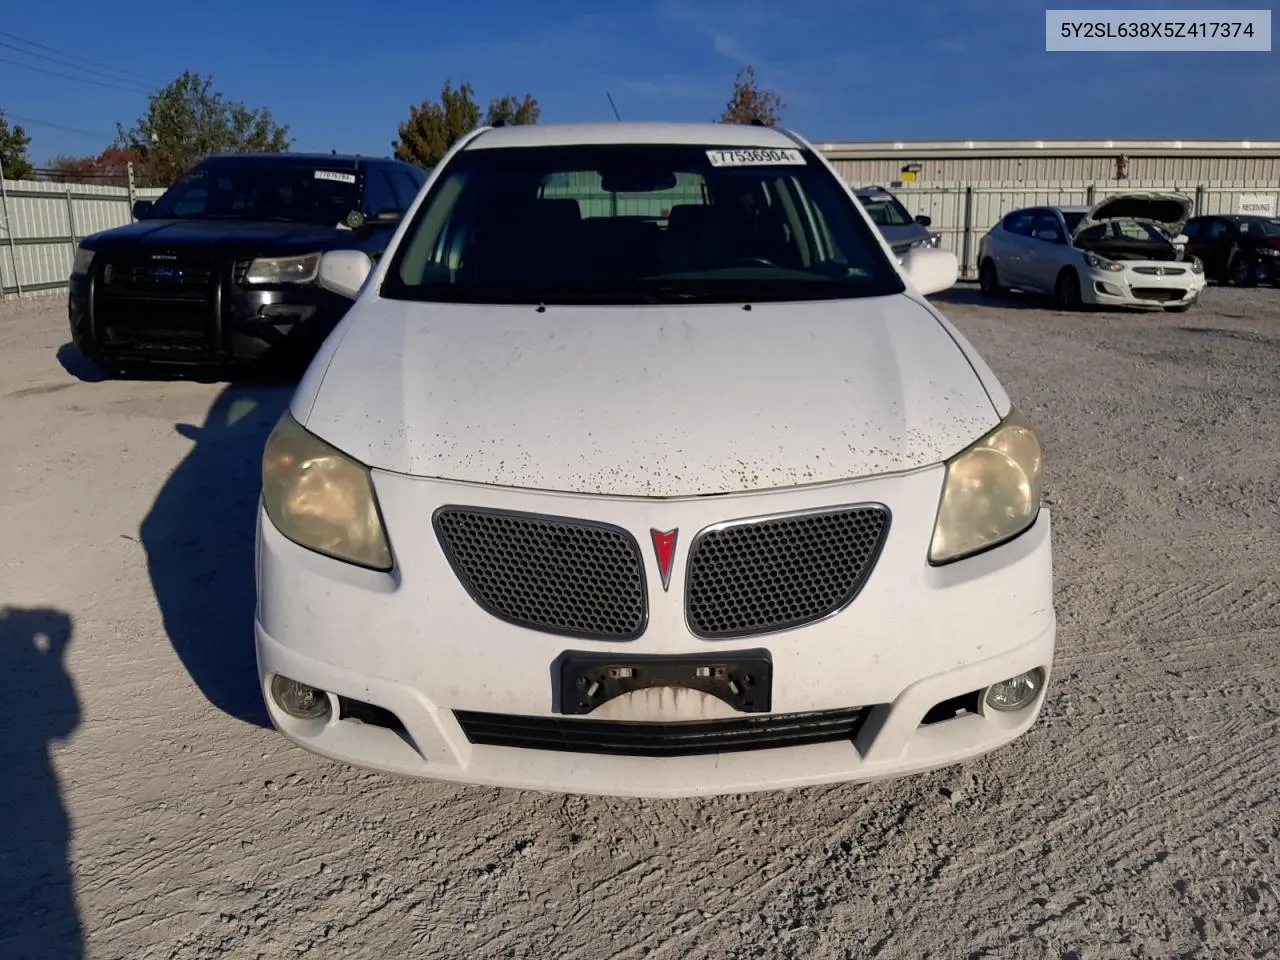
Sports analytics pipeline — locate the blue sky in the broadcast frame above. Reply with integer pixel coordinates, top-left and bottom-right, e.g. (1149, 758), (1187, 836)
(2, 0), (1277, 163)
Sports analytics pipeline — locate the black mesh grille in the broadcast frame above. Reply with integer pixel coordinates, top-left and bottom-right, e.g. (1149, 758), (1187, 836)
(433, 507), (647, 640)
(454, 706), (871, 757)
(102, 258), (217, 301)
(685, 505), (890, 639)
(1130, 287), (1187, 302)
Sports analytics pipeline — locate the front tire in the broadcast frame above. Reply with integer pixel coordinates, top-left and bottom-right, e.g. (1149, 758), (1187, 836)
(978, 259), (1004, 298)
(1230, 256), (1257, 287)
(1054, 269), (1082, 310)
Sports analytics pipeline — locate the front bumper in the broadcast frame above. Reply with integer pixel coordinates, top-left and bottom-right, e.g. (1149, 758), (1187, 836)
(255, 467), (1057, 798)
(1080, 264), (1206, 308)
(68, 266), (351, 366)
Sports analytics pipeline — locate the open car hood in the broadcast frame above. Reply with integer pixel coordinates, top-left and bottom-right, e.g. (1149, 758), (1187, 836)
(1076, 192), (1193, 236)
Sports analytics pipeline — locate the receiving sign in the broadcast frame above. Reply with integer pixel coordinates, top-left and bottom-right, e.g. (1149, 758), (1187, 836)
(706, 148), (806, 167)
(1237, 194), (1276, 217)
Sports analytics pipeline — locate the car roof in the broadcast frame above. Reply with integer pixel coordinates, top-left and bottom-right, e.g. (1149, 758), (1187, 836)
(853, 185), (897, 197)
(464, 121), (801, 150)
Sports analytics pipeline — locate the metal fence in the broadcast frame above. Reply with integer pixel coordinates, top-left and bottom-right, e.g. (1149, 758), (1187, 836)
(0, 163), (165, 298)
(4, 166), (1279, 296)
(886, 180), (1280, 279)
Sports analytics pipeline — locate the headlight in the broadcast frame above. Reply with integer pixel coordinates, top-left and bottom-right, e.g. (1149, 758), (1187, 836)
(71, 246), (95, 276)
(911, 234), (942, 249)
(1257, 247), (1280, 257)
(928, 410), (1043, 565)
(262, 412), (393, 570)
(1083, 252), (1123, 273)
(245, 252), (322, 285)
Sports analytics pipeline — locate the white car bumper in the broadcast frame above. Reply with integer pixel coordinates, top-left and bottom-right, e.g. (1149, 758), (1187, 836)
(1081, 262), (1206, 307)
(255, 465), (1056, 798)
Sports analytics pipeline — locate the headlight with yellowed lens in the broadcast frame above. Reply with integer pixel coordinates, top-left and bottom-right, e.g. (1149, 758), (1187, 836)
(928, 410), (1043, 565)
(262, 413), (393, 570)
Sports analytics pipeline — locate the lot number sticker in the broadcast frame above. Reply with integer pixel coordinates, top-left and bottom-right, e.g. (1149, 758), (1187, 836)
(706, 148), (805, 167)
(315, 170), (357, 184)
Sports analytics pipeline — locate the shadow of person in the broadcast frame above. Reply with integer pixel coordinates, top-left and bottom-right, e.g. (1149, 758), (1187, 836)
(140, 383), (294, 727)
(0, 607), (84, 960)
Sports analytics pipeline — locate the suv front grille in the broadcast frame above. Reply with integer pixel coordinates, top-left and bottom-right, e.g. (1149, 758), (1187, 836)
(454, 706), (871, 757)
(433, 507), (647, 640)
(102, 258), (217, 301)
(685, 505), (890, 639)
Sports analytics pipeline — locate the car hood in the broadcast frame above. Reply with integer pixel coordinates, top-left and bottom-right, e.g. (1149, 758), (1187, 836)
(83, 217), (352, 254)
(1077, 192), (1192, 235)
(298, 294), (1001, 498)
(875, 222), (933, 250)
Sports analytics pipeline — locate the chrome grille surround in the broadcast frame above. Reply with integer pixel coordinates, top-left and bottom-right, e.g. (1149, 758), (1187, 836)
(1132, 265), (1187, 276)
(432, 506), (648, 641)
(684, 504), (891, 640)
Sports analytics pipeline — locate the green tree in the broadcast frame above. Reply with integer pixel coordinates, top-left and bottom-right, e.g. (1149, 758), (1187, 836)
(393, 82), (540, 170)
(486, 93), (540, 127)
(719, 64), (784, 126)
(115, 71), (292, 187)
(0, 111), (33, 180)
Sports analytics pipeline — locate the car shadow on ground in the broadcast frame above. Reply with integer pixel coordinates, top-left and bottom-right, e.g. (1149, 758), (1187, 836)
(140, 382), (295, 728)
(931, 283), (1147, 315)
(55, 343), (297, 386)
(0, 606), (84, 960)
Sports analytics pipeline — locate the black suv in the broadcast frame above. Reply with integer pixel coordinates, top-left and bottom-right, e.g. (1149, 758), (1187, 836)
(68, 152), (427, 373)
(1180, 214), (1280, 286)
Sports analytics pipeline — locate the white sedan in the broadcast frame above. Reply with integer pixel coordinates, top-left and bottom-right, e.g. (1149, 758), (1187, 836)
(977, 193), (1206, 311)
(255, 121), (1055, 798)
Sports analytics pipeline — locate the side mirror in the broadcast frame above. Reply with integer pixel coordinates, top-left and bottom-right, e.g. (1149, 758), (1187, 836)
(1174, 234), (1189, 246)
(318, 250), (373, 299)
(132, 199), (154, 220)
(915, 214), (932, 227)
(899, 246), (959, 296)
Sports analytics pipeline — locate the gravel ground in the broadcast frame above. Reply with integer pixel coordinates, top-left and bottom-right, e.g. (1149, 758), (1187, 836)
(1, 284), (1278, 960)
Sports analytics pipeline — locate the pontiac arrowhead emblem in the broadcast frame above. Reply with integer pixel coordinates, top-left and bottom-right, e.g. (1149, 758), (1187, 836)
(650, 529), (678, 592)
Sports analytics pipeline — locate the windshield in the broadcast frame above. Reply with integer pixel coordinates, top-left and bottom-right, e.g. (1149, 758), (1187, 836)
(149, 162), (362, 227)
(1239, 217), (1280, 236)
(857, 194), (915, 227)
(381, 144), (903, 305)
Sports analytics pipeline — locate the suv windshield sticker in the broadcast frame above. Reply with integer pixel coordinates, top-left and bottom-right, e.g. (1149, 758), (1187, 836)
(315, 170), (357, 184)
(705, 148), (805, 167)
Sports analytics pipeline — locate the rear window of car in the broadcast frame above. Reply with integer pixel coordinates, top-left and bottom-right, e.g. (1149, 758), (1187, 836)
(857, 194), (915, 227)
(381, 143), (905, 306)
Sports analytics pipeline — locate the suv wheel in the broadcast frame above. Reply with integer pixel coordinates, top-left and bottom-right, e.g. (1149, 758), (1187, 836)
(1231, 256), (1257, 287)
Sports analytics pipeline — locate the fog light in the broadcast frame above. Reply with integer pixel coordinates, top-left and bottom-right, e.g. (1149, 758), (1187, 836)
(270, 675), (331, 720)
(984, 668), (1044, 712)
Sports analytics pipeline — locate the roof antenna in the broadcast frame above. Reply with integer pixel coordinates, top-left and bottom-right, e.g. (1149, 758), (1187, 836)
(606, 91), (622, 121)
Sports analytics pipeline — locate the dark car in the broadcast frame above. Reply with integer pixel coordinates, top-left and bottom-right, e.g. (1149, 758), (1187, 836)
(852, 185), (938, 256)
(67, 152), (428, 374)
(1180, 214), (1280, 286)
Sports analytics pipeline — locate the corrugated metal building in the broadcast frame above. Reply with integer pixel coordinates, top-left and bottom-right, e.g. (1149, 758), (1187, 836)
(813, 139), (1280, 188)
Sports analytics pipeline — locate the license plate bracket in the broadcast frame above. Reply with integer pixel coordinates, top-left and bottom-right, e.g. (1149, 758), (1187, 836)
(555, 649), (772, 716)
